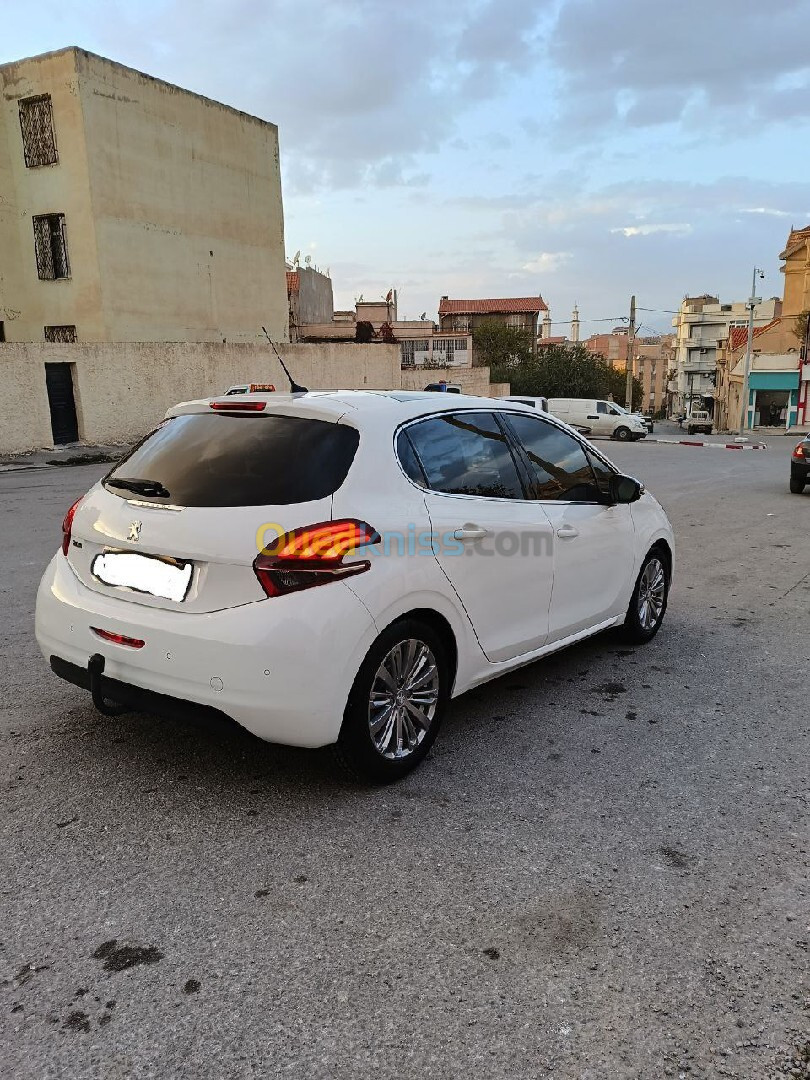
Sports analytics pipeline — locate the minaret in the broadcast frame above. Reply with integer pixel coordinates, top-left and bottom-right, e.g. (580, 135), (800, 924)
(542, 309), (552, 340)
(571, 303), (580, 343)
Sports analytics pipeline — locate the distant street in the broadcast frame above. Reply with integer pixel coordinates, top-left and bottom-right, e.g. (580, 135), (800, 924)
(1, 438), (808, 1080)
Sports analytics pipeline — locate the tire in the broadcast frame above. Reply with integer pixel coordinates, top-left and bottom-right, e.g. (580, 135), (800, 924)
(614, 426), (631, 441)
(790, 474), (806, 494)
(622, 548), (670, 644)
(334, 618), (450, 783)
(686, 427), (695, 436)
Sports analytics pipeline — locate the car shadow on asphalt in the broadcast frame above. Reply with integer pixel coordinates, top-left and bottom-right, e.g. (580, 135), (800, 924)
(26, 624), (671, 815)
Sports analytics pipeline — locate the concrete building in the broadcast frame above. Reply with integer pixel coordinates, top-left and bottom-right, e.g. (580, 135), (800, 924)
(671, 295), (782, 419)
(584, 328), (631, 366)
(287, 263), (334, 342)
(438, 296), (548, 364)
(301, 290), (475, 371)
(0, 47), (288, 347)
(713, 227), (810, 431)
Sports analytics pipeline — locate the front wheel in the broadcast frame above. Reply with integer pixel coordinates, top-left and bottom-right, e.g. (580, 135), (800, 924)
(614, 426), (631, 441)
(334, 618), (450, 783)
(790, 474), (806, 494)
(622, 549), (669, 644)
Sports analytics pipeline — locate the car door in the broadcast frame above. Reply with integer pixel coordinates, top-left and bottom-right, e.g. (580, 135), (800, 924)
(401, 410), (555, 663)
(503, 413), (635, 640)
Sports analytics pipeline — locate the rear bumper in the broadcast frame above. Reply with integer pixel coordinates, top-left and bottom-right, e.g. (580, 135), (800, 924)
(35, 554), (379, 747)
(791, 461), (809, 479)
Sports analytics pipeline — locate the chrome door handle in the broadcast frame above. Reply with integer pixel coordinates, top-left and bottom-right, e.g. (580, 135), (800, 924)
(556, 524), (579, 539)
(453, 525), (489, 541)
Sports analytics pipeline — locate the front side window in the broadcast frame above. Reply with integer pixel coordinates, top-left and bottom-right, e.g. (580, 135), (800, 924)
(596, 401), (608, 414)
(33, 214), (70, 280)
(405, 411), (524, 500)
(19, 95), (58, 167)
(506, 414), (601, 502)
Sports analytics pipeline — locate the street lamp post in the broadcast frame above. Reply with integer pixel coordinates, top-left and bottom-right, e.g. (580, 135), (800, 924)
(738, 266), (764, 433)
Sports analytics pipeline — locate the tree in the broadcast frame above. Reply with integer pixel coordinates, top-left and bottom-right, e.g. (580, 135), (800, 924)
(472, 319), (534, 369)
(491, 343), (644, 410)
(794, 310), (809, 348)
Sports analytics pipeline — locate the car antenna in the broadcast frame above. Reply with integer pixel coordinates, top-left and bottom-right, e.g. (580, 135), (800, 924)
(261, 327), (308, 393)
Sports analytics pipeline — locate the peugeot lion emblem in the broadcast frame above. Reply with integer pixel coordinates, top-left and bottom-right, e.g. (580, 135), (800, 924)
(127, 520), (142, 543)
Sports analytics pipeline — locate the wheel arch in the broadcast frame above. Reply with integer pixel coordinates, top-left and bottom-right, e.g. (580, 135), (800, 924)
(647, 537), (673, 582)
(378, 607), (459, 694)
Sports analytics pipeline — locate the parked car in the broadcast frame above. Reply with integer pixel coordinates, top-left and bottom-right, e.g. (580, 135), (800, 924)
(790, 436), (810, 493)
(686, 410), (713, 436)
(547, 398), (648, 441)
(424, 382), (462, 393)
(611, 402), (654, 434)
(36, 391), (673, 782)
(224, 383), (276, 395)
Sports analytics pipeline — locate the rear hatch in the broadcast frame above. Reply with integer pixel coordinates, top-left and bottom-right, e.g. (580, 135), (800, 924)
(67, 408), (360, 613)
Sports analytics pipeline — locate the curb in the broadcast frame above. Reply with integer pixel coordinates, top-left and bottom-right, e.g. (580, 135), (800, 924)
(644, 437), (768, 450)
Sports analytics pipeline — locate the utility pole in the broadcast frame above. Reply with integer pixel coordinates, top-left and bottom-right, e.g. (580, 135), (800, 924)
(624, 295), (636, 410)
(738, 267), (764, 433)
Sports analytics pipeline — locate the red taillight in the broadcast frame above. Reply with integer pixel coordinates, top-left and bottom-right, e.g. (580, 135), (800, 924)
(91, 627), (145, 649)
(209, 400), (266, 411)
(253, 519), (379, 597)
(793, 441), (806, 460)
(61, 497), (83, 556)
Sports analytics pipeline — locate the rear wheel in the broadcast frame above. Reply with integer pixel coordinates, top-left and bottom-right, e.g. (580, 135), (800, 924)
(614, 426), (631, 441)
(334, 618), (450, 783)
(790, 474), (806, 494)
(622, 549), (669, 644)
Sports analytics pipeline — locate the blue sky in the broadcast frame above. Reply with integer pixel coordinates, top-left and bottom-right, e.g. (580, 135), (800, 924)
(4, 0), (810, 336)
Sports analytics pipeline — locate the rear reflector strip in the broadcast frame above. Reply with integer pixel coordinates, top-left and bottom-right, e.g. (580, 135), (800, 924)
(209, 400), (266, 411)
(91, 627), (146, 649)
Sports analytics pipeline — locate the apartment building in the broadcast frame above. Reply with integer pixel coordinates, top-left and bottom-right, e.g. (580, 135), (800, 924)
(0, 47), (288, 346)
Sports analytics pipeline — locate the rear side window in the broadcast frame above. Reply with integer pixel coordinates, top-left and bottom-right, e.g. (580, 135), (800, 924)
(506, 414), (600, 502)
(404, 411), (524, 499)
(104, 413), (359, 507)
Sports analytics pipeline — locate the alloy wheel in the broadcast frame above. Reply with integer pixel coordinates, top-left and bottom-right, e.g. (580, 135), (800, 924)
(637, 557), (666, 630)
(368, 638), (440, 759)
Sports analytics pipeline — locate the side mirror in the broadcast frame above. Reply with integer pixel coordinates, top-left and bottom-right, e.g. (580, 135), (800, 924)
(609, 474), (644, 504)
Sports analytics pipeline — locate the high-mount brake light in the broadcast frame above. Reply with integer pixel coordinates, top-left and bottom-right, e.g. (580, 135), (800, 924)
(209, 400), (267, 411)
(62, 497), (83, 556)
(91, 627), (145, 649)
(253, 519), (379, 597)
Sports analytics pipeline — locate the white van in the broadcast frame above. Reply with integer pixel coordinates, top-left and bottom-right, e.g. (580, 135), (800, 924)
(547, 398), (647, 440)
(504, 395), (549, 412)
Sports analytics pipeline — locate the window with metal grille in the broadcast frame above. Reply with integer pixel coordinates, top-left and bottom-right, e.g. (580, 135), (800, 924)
(44, 325), (77, 342)
(33, 214), (70, 280)
(18, 95), (58, 168)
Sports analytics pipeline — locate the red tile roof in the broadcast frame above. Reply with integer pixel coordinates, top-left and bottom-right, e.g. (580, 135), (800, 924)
(728, 318), (780, 351)
(286, 271), (299, 294)
(780, 225), (810, 260)
(438, 296), (547, 315)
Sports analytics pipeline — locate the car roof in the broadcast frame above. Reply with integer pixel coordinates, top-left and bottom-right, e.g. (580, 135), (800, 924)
(167, 389), (525, 423)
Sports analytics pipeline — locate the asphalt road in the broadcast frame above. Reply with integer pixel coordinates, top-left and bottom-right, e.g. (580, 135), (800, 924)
(1, 438), (808, 1080)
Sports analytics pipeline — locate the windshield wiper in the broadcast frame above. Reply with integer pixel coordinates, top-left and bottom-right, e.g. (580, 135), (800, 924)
(107, 477), (171, 498)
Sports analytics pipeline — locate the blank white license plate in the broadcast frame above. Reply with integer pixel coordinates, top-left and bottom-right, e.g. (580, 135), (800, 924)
(91, 552), (193, 602)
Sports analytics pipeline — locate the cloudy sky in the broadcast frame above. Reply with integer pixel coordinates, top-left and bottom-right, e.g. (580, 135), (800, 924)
(5, 0), (810, 335)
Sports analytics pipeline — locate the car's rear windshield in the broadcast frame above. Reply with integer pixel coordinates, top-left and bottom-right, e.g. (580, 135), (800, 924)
(104, 413), (360, 507)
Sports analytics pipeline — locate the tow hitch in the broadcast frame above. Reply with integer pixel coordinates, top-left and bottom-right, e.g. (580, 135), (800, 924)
(88, 653), (129, 717)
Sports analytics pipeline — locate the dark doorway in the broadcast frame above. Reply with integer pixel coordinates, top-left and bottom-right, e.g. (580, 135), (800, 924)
(45, 363), (79, 444)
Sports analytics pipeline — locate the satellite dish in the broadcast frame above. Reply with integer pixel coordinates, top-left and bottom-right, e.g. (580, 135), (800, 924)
(304, 255), (312, 266)
(420, 312), (427, 321)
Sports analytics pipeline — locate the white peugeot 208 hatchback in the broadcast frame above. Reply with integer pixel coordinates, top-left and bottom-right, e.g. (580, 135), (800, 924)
(36, 391), (673, 782)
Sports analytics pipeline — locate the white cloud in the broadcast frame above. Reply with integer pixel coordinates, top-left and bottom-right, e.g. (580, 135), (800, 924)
(610, 223), (693, 237)
(520, 252), (573, 273)
(739, 207), (791, 217)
